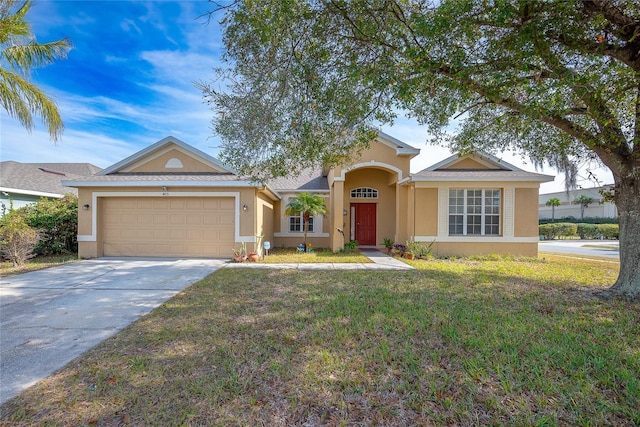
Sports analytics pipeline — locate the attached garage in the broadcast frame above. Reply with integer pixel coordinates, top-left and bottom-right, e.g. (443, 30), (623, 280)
(102, 197), (235, 257)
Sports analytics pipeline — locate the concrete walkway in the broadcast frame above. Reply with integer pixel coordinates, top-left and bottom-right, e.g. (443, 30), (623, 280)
(224, 249), (414, 270)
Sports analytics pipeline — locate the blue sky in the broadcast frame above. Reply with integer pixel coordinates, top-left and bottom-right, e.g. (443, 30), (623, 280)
(0, 0), (612, 193)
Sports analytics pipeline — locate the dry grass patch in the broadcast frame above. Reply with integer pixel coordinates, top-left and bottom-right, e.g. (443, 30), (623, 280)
(0, 254), (77, 278)
(2, 255), (638, 426)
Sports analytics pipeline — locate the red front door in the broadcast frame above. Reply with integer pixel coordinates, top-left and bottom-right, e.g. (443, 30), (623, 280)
(352, 203), (376, 245)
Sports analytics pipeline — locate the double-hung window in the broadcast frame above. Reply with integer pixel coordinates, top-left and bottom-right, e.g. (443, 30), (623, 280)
(289, 214), (314, 233)
(449, 189), (501, 236)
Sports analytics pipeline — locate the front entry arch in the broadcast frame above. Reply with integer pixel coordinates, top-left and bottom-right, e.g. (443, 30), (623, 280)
(351, 203), (376, 245)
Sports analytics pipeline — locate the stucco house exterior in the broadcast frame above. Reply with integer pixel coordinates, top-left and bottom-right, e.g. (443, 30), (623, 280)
(63, 133), (553, 259)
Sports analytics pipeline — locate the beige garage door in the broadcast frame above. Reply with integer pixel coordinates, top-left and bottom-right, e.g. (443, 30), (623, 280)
(102, 197), (235, 257)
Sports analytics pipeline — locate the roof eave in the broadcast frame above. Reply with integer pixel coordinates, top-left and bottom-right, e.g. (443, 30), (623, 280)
(409, 175), (555, 183)
(61, 180), (262, 188)
(0, 187), (65, 198)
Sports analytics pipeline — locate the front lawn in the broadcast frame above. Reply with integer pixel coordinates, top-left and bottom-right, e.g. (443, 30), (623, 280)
(2, 255), (638, 425)
(0, 254), (78, 278)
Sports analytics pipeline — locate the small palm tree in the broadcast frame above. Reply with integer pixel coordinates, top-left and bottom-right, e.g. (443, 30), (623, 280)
(573, 195), (594, 220)
(285, 192), (327, 250)
(0, 0), (72, 141)
(545, 197), (561, 221)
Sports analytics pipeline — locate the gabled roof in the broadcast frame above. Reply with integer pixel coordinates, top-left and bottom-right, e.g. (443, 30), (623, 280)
(268, 168), (330, 192)
(97, 136), (237, 176)
(411, 152), (554, 182)
(62, 136), (281, 199)
(0, 161), (102, 197)
(376, 131), (421, 158)
(422, 152), (520, 171)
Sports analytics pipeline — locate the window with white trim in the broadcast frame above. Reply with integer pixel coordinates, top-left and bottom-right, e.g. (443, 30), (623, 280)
(289, 214), (314, 233)
(350, 187), (378, 199)
(449, 189), (501, 235)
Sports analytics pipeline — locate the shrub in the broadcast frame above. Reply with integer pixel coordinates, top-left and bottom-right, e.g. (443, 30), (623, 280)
(0, 212), (39, 266)
(577, 223), (599, 239)
(22, 194), (78, 255)
(342, 240), (359, 253)
(539, 223), (577, 239)
(406, 240), (435, 259)
(597, 224), (619, 240)
(539, 223), (558, 240)
(539, 217), (618, 225)
(557, 223), (577, 238)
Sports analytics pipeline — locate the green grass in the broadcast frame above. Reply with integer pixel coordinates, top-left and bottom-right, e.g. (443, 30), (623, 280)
(0, 254), (78, 278)
(2, 255), (638, 426)
(259, 247), (371, 263)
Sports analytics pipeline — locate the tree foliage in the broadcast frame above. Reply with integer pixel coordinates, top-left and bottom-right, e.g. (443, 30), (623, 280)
(284, 192), (327, 248)
(0, 0), (72, 141)
(545, 197), (561, 220)
(206, 0), (640, 298)
(22, 194), (78, 255)
(573, 194), (595, 219)
(0, 208), (39, 266)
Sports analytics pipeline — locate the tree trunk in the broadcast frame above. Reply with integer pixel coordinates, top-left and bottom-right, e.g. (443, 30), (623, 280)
(552, 206), (555, 221)
(303, 212), (309, 250)
(604, 176), (640, 300)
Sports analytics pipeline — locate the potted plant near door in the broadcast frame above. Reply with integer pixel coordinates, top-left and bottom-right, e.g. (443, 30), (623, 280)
(383, 237), (393, 254)
(232, 242), (247, 263)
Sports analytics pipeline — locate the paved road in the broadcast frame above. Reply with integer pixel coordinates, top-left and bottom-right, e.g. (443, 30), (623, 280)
(0, 257), (226, 406)
(539, 240), (619, 259)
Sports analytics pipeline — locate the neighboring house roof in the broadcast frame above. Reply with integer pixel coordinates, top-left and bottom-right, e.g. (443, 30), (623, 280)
(268, 168), (330, 192)
(0, 161), (102, 197)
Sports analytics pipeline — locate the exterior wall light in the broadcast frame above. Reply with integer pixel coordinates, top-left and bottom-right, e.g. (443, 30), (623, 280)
(242, 203), (248, 211)
(82, 204), (90, 210)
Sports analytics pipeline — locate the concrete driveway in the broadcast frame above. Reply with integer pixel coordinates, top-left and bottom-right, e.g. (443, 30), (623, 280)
(0, 257), (226, 406)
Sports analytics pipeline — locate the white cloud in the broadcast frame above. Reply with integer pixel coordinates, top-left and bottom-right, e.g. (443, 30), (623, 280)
(1, 116), (135, 168)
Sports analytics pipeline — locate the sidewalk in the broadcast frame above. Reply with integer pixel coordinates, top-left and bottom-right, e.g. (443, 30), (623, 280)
(224, 249), (414, 270)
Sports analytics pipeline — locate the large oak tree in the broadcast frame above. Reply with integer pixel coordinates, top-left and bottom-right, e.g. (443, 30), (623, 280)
(200, 0), (640, 300)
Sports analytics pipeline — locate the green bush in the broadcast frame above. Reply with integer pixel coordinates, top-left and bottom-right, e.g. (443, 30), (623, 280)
(539, 223), (577, 240)
(0, 211), (39, 266)
(342, 240), (359, 253)
(406, 240), (435, 259)
(539, 217), (618, 225)
(557, 223), (577, 238)
(577, 223), (599, 239)
(597, 224), (619, 240)
(22, 194), (78, 255)
(539, 223), (558, 240)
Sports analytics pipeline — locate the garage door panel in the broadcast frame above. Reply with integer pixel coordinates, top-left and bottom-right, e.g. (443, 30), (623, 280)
(102, 197), (236, 257)
(186, 215), (202, 225)
(169, 215), (185, 225)
(137, 200), (153, 209)
(219, 198), (235, 210)
(153, 200), (170, 209)
(152, 215), (168, 225)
